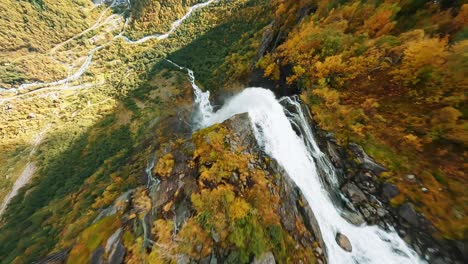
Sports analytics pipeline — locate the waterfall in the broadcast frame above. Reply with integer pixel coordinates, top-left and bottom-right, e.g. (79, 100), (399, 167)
(180, 63), (423, 263)
(166, 60), (213, 128)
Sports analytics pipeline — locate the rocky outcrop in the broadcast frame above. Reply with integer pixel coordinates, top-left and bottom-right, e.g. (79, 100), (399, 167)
(62, 113), (324, 263)
(307, 101), (466, 263)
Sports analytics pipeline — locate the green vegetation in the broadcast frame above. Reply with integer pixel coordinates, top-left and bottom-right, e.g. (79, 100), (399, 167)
(257, 0), (467, 239)
(168, 0), (272, 90)
(67, 215), (121, 264)
(126, 0), (205, 39)
(0, 0), (274, 262)
(0, 0), (102, 87)
(119, 121), (316, 263)
(187, 124), (315, 263)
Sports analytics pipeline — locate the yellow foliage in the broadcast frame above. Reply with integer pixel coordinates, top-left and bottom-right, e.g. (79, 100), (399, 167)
(361, 8), (396, 37)
(403, 134), (424, 152)
(257, 54), (280, 81)
(314, 55), (346, 85)
(133, 188), (152, 218)
(67, 215), (121, 264)
(228, 198), (251, 220)
(176, 218), (212, 258)
(312, 87), (341, 107)
(153, 153), (175, 178)
(392, 36), (448, 87)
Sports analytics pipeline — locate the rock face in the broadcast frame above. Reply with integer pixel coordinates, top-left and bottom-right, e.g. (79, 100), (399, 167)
(348, 143), (387, 175)
(108, 242), (125, 264)
(308, 102), (467, 263)
(335, 233), (352, 252)
(398, 203), (419, 226)
(60, 113), (323, 264)
(381, 182), (399, 200)
(342, 183), (367, 204)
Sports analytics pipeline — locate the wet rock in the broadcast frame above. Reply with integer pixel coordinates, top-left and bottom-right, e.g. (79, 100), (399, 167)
(108, 241), (125, 264)
(342, 183), (367, 204)
(376, 208), (387, 217)
(251, 251), (276, 264)
(326, 141), (344, 168)
(152, 179), (177, 209)
(175, 198), (191, 230)
(399, 203), (419, 226)
(341, 211), (365, 225)
(90, 246), (104, 264)
(209, 252), (218, 264)
(358, 180), (377, 194)
(381, 182), (399, 199)
(278, 175), (300, 232)
(105, 228), (123, 254)
(256, 23), (274, 59)
(335, 233), (352, 252)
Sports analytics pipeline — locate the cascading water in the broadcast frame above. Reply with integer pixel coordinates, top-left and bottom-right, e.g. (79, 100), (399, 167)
(166, 60), (213, 127)
(179, 64), (424, 263)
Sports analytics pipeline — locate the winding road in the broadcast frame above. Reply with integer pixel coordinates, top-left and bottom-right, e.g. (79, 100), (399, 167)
(0, 0), (219, 102)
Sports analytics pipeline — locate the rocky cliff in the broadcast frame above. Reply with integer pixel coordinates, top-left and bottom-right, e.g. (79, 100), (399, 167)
(41, 113), (326, 263)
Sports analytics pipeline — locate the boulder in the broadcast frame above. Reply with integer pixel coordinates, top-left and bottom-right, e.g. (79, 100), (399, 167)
(398, 203), (419, 226)
(342, 183), (367, 204)
(341, 211), (365, 226)
(381, 182), (399, 199)
(335, 233), (352, 252)
(252, 252), (276, 264)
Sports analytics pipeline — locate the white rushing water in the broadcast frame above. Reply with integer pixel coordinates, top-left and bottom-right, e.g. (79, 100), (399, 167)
(178, 64), (424, 263)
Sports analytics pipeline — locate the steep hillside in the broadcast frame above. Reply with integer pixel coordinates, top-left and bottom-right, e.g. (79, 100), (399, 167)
(0, 0), (102, 87)
(255, 0), (467, 243)
(0, 0), (274, 263)
(0, 0), (466, 263)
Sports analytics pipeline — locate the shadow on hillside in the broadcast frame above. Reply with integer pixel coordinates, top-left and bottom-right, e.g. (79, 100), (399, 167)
(0, 3), (270, 261)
